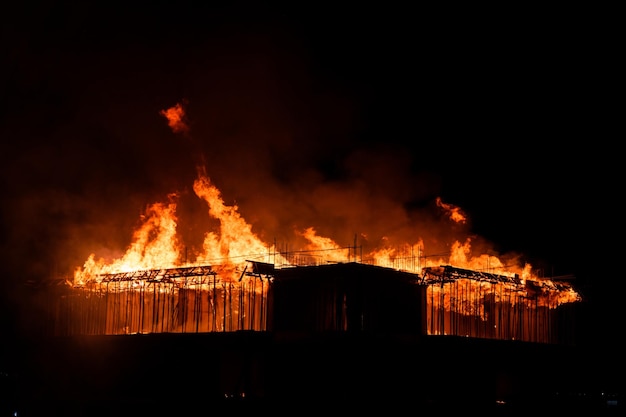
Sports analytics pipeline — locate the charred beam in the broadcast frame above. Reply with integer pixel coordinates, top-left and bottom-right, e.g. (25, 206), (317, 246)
(98, 265), (216, 283)
(421, 265), (521, 286)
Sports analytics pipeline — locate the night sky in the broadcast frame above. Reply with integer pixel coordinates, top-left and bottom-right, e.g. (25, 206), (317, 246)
(1, 1), (621, 385)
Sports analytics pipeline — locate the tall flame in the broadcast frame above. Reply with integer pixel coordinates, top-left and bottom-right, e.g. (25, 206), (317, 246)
(74, 197), (181, 285)
(191, 167), (288, 280)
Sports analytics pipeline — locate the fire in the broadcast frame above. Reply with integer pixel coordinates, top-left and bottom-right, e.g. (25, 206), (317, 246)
(298, 227), (351, 263)
(159, 102), (189, 134)
(72, 101), (581, 311)
(192, 167), (288, 278)
(74, 168), (283, 285)
(436, 197), (467, 224)
(73, 168), (580, 304)
(74, 198), (181, 285)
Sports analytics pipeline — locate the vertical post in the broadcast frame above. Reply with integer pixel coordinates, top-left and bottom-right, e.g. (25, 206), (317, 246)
(212, 275), (217, 332)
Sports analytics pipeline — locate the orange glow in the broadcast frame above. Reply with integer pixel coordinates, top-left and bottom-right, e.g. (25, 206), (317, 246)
(298, 227), (351, 263)
(74, 197), (181, 285)
(73, 168), (580, 305)
(192, 166), (288, 281)
(159, 102), (189, 134)
(436, 197), (467, 224)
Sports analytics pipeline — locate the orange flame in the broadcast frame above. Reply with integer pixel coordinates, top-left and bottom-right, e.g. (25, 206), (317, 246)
(74, 197), (181, 285)
(298, 227), (351, 263)
(72, 104), (580, 310)
(159, 102), (189, 134)
(436, 197), (467, 224)
(192, 167), (288, 281)
(73, 169), (580, 307)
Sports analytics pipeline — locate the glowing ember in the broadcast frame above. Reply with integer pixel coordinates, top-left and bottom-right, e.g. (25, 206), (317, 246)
(159, 102), (189, 134)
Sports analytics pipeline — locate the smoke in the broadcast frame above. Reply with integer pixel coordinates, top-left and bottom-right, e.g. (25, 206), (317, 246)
(153, 98), (483, 276)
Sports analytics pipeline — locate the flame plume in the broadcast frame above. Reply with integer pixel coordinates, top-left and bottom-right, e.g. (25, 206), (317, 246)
(159, 102), (189, 135)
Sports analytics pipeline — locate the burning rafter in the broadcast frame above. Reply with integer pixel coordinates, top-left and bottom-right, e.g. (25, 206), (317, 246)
(95, 265), (216, 284)
(421, 265), (522, 286)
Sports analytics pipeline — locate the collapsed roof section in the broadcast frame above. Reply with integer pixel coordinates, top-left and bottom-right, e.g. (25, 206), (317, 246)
(96, 265), (217, 284)
(420, 265), (522, 286)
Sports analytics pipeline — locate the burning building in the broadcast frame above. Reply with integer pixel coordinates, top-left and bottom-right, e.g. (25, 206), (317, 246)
(14, 103), (588, 412)
(14, 165), (586, 415)
(14, 173), (590, 414)
(28, 159), (580, 343)
(34, 255), (578, 346)
(26, 104), (580, 342)
(22, 256), (584, 413)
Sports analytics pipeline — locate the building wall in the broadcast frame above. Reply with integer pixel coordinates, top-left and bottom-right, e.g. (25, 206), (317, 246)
(269, 263), (426, 335)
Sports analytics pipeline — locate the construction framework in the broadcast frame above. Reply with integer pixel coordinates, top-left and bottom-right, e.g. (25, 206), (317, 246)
(37, 263), (272, 336)
(31, 261), (578, 344)
(420, 265), (576, 343)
